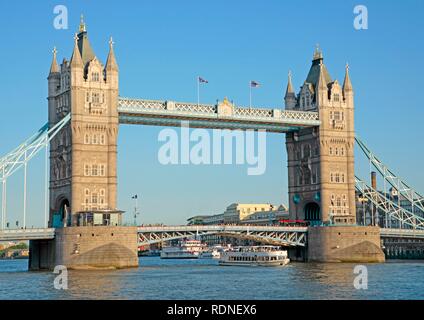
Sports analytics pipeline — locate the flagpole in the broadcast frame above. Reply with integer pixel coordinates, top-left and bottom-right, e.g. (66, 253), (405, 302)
(197, 76), (200, 107)
(249, 81), (252, 109)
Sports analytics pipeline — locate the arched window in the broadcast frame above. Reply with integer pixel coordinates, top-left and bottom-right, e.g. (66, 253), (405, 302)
(84, 164), (90, 176)
(92, 164), (98, 176)
(84, 134), (90, 144)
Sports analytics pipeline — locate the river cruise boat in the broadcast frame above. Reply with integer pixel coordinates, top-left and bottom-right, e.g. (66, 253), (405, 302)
(219, 246), (290, 266)
(160, 239), (207, 259)
(200, 248), (221, 259)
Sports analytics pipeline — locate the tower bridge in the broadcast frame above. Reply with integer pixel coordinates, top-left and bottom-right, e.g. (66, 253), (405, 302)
(0, 19), (423, 269)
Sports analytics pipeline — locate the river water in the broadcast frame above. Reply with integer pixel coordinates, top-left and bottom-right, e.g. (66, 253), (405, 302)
(0, 257), (423, 300)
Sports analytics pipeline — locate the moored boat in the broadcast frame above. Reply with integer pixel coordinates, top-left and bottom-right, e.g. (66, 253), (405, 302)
(160, 239), (206, 259)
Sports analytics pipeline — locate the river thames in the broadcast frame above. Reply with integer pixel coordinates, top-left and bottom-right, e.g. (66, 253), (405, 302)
(0, 257), (423, 299)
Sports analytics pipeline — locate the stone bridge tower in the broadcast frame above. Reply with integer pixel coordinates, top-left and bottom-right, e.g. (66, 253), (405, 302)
(285, 48), (356, 225)
(33, 19), (138, 270)
(47, 18), (119, 227)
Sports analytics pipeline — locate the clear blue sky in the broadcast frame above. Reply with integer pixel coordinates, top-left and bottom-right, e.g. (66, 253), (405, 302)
(0, 0), (423, 226)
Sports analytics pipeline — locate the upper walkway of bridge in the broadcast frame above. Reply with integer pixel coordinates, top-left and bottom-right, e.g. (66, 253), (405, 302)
(117, 97), (320, 133)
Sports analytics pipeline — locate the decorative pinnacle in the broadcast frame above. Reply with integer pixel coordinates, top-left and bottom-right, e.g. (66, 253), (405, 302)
(109, 36), (114, 48)
(79, 14), (86, 32)
(346, 62), (350, 71)
(73, 33), (79, 44)
(313, 43), (323, 60)
(52, 46), (57, 56)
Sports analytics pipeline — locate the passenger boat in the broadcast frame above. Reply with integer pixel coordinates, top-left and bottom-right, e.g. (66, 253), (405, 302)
(160, 239), (206, 259)
(199, 248), (221, 259)
(219, 246), (290, 266)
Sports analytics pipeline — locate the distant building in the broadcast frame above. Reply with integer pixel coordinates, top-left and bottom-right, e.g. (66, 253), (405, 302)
(239, 205), (289, 225)
(187, 214), (224, 225)
(223, 203), (276, 223)
(187, 203), (288, 226)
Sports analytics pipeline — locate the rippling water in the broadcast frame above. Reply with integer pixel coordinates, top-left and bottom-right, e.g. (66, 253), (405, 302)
(0, 258), (423, 300)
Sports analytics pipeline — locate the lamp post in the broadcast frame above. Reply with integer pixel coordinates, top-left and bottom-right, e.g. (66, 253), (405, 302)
(132, 195), (140, 226)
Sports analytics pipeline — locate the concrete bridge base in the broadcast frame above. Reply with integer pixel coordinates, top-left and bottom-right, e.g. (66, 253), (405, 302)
(29, 226), (139, 270)
(307, 225), (385, 263)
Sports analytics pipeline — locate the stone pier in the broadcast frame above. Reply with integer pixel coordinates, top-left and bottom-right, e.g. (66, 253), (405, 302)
(29, 226), (138, 270)
(307, 225), (385, 263)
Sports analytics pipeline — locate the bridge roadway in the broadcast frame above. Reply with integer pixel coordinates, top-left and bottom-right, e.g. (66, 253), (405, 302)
(1, 226), (423, 244)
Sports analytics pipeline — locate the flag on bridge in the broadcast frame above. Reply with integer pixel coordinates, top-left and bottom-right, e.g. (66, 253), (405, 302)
(250, 80), (260, 88)
(198, 76), (209, 84)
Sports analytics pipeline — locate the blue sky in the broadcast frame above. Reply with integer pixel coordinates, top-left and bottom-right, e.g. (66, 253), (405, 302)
(0, 0), (423, 226)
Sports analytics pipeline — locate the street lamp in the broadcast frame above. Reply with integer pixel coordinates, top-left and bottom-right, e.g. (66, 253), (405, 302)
(132, 194), (140, 226)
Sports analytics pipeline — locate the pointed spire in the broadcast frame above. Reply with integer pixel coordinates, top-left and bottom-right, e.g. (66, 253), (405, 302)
(316, 61), (327, 91)
(105, 36), (118, 72)
(343, 63), (353, 92)
(285, 70), (295, 98)
(70, 33), (83, 68)
(49, 47), (59, 74)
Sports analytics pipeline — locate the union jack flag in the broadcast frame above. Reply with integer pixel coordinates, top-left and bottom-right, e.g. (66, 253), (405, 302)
(250, 80), (260, 88)
(198, 77), (209, 84)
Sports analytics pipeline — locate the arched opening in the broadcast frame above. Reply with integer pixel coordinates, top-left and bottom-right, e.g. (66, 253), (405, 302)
(304, 202), (320, 221)
(52, 198), (70, 228)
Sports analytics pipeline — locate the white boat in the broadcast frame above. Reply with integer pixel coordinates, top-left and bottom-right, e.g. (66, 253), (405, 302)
(160, 239), (206, 259)
(219, 246), (290, 267)
(200, 248), (221, 259)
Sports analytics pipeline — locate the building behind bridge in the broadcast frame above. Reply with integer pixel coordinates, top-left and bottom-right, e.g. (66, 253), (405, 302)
(187, 203), (289, 226)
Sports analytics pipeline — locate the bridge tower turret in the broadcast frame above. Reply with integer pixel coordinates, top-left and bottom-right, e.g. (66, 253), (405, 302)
(285, 48), (356, 226)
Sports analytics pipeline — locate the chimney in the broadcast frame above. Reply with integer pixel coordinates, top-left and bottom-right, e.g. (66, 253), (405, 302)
(371, 171), (377, 189)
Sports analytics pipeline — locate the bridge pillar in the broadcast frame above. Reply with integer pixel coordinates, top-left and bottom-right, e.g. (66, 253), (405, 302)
(44, 19), (138, 269)
(307, 226), (385, 262)
(29, 226), (138, 270)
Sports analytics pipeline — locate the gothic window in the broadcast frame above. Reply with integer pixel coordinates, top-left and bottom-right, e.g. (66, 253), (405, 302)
(92, 164), (98, 176)
(306, 93), (310, 107)
(86, 92), (90, 102)
(329, 147), (333, 155)
(335, 173), (340, 183)
(92, 134), (98, 144)
(92, 93), (100, 104)
(330, 173), (334, 183)
(84, 164), (90, 176)
(99, 164), (105, 176)
(335, 148), (339, 156)
(334, 94), (340, 102)
(100, 134), (105, 145)
(302, 144), (311, 158)
(84, 134), (90, 144)
(92, 193), (98, 204)
(312, 166), (318, 184)
(301, 97), (305, 109)
(85, 188), (90, 196)
(341, 147), (345, 156)
(100, 189), (105, 197)
(92, 72), (100, 82)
